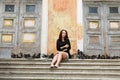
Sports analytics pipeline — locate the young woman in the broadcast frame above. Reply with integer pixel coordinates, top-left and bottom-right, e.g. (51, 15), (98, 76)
(50, 29), (71, 68)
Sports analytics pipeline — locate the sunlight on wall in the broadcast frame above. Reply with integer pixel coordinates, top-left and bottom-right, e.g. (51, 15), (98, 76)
(4, 19), (13, 27)
(24, 19), (35, 28)
(2, 34), (13, 43)
(48, 0), (83, 54)
(23, 33), (35, 43)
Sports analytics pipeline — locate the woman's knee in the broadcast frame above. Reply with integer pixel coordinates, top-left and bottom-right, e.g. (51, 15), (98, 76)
(53, 54), (58, 58)
(59, 52), (67, 58)
(58, 52), (62, 57)
(55, 54), (59, 56)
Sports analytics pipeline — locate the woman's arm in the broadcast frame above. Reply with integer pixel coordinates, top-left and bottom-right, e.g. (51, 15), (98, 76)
(56, 39), (60, 51)
(57, 39), (71, 51)
(61, 39), (71, 52)
(61, 39), (71, 50)
(66, 39), (71, 50)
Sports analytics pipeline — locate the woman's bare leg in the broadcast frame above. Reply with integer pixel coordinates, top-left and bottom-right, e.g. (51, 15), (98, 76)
(50, 54), (59, 66)
(55, 52), (68, 67)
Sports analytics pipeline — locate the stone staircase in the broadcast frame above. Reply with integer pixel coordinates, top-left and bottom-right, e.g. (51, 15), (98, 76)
(0, 58), (120, 80)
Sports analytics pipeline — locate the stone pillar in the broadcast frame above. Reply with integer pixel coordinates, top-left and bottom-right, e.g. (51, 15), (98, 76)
(41, 0), (48, 58)
(77, 0), (83, 51)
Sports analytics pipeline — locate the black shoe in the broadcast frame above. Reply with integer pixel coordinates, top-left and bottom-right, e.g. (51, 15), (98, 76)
(36, 53), (41, 58)
(50, 65), (55, 68)
(32, 53), (36, 58)
(49, 53), (54, 59)
(17, 52), (23, 58)
(42, 54), (48, 58)
(97, 54), (101, 59)
(32, 53), (41, 58)
(11, 53), (17, 58)
(24, 54), (31, 58)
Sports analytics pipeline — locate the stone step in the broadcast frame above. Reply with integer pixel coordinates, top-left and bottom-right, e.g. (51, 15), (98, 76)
(0, 62), (120, 66)
(0, 69), (120, 74)
(0, 67), (120, 72)
(0, 62), (120, 69)
(0, 64), (119, 69)
(2, 61), (120, 64)
(0, 59), (120, 80)
(1, 58), (120, 62)
(0, 65), (120, 69)
(0, 65), (119, 69)
(0, 66), (120, 71)
(0, 77), (120, 80)
(0, 72), (120, 78)
(0, 68), (120, 73)
(1, 71), (120, 74)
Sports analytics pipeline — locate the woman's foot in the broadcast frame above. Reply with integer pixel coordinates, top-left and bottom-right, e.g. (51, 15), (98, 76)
(50, 65), (55, 68)
(54, 65), (59, 68)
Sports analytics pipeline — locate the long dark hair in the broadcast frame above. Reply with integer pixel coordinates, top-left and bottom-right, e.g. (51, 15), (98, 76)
(58, 29), (69, 41)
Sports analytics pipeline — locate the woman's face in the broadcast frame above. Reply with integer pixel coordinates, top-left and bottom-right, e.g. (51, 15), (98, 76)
(62, 30), (66, 38)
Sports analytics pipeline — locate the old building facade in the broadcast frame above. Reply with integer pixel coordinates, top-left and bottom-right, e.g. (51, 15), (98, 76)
(83, 0), (120, 56)
(0, 0), (44, 58)
(0, 0), (83, 58)
(1, 0), (120, 58)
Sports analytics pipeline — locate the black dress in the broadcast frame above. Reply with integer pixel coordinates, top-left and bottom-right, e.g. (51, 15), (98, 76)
(56, 39), (71, 58)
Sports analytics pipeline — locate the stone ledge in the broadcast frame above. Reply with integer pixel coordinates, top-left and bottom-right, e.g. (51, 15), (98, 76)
(83, 0), (120, 2)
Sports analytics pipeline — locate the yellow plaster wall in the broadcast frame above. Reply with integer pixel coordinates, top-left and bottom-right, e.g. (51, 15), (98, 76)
(48, 0), (82, 55)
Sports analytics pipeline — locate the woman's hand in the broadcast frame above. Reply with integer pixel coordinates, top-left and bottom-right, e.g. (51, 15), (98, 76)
(63, 49), (67, 51)
(60, 44), (69, 50)
(60, 46), (64, 49)
(64, 44), (69, 48)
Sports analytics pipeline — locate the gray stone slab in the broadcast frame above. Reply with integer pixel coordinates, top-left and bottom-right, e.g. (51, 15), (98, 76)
(0, 49), (11, 59)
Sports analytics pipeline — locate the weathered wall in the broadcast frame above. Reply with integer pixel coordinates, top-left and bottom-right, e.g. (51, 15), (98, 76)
(48, 0), (82, 55)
